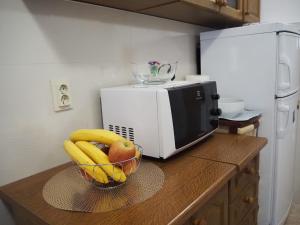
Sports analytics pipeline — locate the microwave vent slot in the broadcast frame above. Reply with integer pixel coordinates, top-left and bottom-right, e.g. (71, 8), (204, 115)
(115, 126), (120, 135)
(122, 127), (126, 137)
(107, 124), (135, 142)
(128, 128), (134, 142)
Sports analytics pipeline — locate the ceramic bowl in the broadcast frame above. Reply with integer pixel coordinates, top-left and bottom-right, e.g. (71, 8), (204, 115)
(219, 98), (245, 118)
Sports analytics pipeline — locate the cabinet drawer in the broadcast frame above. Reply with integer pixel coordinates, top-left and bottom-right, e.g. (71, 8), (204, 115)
(229, 181), (258, 225)
(184, 185), (228, 225)
(229, 157), (259, 202)
(239, 206), (258, 225)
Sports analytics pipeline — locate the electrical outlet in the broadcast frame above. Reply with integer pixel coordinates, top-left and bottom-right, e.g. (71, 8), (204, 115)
(51, 80), (72, 112)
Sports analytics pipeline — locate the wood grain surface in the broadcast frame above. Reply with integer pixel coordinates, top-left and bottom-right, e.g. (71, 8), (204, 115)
(141, 1), (243, 28)
(0, 134), (267, 225)
(183, 185), (229, 225)
(71, 0), (244, 28)
(72, 0), (174, 11)
(0, 153), (235, 225)
(187, 133), (267, 171)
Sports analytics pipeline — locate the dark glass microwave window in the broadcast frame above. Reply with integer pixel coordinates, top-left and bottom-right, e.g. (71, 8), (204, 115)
(167, 82), (218, 149)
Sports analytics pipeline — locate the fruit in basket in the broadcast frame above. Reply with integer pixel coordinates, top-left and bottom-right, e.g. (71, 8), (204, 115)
(122, 160), (137, 176)
(135, 148), (141, 159)
(75, 141), (126, 182)
(108, 140), (136, 163)
(70, 129), (126, 146)
(63, 140), (109, 184)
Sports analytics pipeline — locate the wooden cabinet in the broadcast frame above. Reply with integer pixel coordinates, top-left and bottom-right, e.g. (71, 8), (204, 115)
(184, 185), (228, 225)
(71, 0), (260, 28)
(239, 206), (258, 225)
(186, 134), (267, 225)
(185, 157), (259, 225)
(73, 0), (174, 11)
(219, 0), (243, 21)
(183, 156), (260, 225)
(140, 0), (242, 28)
(229, 182), (258, 225)
(185, 134), (266, 225)
(228, 156), (259, 225)
(243, 0), (260, 22)
(228, 156), (259, 202)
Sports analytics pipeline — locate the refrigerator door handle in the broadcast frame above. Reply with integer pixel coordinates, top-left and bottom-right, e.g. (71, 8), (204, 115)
(278, 55), (291, 90)
(277, 103), (290, 138)
(278, 104), (290, 112)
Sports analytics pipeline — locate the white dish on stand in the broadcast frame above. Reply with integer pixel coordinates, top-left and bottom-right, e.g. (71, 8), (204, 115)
(219, 98), (245, 118)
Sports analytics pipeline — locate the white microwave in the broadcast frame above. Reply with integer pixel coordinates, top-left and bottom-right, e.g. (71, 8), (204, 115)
(100, 81), (220, 159)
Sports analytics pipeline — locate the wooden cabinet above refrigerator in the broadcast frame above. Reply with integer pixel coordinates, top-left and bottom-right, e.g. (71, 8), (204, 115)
(71, 0), (260, 28)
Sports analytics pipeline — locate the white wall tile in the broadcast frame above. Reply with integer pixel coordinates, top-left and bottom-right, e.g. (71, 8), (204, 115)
(0, 0), (206, 224)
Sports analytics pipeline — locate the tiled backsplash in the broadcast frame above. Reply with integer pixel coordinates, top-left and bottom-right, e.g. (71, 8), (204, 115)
(0, 0), (205, 186)
(0, 0), (206, 224)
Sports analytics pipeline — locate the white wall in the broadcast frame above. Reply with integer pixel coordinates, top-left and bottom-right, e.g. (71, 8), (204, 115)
(295, 114), (300, 204)
(0, 0), (205, 224)
(261, 0), (300, 205)
(261, 0), (300, 23)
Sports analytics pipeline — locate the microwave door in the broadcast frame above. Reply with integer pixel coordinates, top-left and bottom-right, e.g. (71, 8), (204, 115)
(167, 82), (218, 150)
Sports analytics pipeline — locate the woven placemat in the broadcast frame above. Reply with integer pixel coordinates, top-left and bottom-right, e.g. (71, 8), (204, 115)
(42, 162), (164, 212)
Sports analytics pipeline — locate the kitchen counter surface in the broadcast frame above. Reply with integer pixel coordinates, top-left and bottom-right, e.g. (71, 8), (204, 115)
(0, 134), (267, 225)
(187, 133), (267, 171)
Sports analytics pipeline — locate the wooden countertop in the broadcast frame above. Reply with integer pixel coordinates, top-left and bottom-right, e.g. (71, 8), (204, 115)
(0, 134), (267, 225)
(187, 133), (267, 171)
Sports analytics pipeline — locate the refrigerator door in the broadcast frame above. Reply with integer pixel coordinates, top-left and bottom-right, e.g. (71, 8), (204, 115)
(201, 32), (278, 225)
(273, 93), (299, 225)
(277, 32), (300, 97)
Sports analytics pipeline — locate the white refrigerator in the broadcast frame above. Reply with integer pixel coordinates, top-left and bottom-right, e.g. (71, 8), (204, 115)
(200, 23), (300, 225)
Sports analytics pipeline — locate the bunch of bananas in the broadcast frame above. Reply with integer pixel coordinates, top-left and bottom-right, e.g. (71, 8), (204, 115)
(64, 129), (138, 184)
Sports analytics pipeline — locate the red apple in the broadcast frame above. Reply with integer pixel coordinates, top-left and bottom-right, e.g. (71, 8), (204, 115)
(108, 140), (136, 163)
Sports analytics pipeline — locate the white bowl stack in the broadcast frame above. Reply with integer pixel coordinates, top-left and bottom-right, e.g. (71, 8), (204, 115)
(219, 98), (245, 119)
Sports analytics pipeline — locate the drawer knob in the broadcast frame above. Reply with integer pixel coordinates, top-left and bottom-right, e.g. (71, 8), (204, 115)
(193, 218), (207, 225)
(245, 167), (256, 175)
(243, 196), (255, 204)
